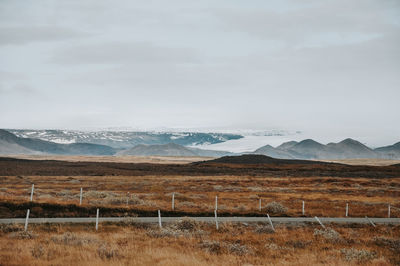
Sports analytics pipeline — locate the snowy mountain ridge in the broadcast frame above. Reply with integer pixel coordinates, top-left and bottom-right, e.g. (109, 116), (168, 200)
(7, 129), (244, 149)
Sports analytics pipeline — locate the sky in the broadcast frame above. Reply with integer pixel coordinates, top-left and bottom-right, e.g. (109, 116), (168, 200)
(0, 0), (399, 146)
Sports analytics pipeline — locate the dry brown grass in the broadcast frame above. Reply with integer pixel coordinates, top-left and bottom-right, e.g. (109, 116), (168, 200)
(1, 157), (399, 265)
(0, 221), (399, 265)
(1, 175), (399, 218)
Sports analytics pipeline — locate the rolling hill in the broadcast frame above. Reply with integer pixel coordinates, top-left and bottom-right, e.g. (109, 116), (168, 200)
(198, 154), (330, 165)
(254, 144), (296, 159)
(325, 138), (377, 159)
(254, 138), (400, 160)
(375, 142), (400, 159)
(117, 143), (232, 157)
(0, 129), (115, 155)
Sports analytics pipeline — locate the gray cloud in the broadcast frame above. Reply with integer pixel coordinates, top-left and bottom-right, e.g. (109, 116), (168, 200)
(212, 0), (400, 46)
(0, 0), (399, 146)
(0, 26), (87, 46)
(50, 42), (201, 65)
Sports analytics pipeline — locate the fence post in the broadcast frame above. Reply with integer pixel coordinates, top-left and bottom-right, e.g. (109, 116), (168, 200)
(346, 203), (349, 217)
(302, 201), (305, 215)
(214, 209), (219, 230)
(95, 208), (99, 231)
(79, 188), (83, 205)
(314, 216), (325, 229)
(259, 198), (261, 211)
(172, 192), (175, 211)
(215, 195), (218, 211)
(158, 210), (162, 228)
(267, 213), (275, 232)
(30, 184), (34, 202)
(24, 209), (30, 232)
(388, 204), (391, 218)
(365, 216), (376, 227)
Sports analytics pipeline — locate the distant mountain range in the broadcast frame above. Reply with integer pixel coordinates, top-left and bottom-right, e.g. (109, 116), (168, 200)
(254, 138), (400, 160)
(1, 129), (400, 159)
(0, 129), (115, 155)
(0, 129), (231, 157)
(7, 129), (242, 148)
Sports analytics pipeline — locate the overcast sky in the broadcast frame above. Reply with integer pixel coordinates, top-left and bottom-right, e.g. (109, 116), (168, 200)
(0, 0), (399, 145)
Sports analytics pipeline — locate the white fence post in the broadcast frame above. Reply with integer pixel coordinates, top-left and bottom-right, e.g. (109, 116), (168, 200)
(214, 209), (219, 230)
(95, 208), (99, 231)
(24, 209), (30, 232)
(30, 184), (34, 202)
(259, 198), (261, 211)
(215, 196), (218, 211)
(267, 213), (275, 232)
(388, 204), (391, 218)
(345, 203), (349, 217)
(314, 216), (325, 229)
(79, 188), (83, 205)
(158, 210), (162, 228)
(365, 216), (376, 227)
(302, 201), (305, 215)
(172, 193), (175, 211)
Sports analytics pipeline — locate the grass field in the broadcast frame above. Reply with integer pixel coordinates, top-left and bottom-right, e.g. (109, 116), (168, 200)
(1, 175), (399, 218)
(1, 219), (399, 265)
(0, 156), (399, 265)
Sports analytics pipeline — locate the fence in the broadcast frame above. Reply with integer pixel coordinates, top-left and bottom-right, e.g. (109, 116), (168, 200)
(0, 184), (399, 220)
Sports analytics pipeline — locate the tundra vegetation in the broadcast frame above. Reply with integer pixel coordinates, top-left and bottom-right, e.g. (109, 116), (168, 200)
(0, 156), (399, 265)
(0, 220), (399, 265)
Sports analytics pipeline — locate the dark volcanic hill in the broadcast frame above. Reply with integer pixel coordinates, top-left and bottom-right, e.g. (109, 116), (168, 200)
(254, 138), (400, 160)
(325, 138), (377, 159)
(197, 154), (329, 165)
(256, 139), (330, 160)
(2, 156), (399, 178)
(288, 139), (329, 159)
(0, 129), (115, 155)
(118, 143), (197, 156)
(254, 145), (296, 159)
(276, 141), (298, 150)
(117, 143), (231, 157)
(375, 142), (400, 159)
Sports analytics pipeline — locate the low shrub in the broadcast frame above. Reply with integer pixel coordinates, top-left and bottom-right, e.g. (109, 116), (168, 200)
(227, 243), (251, 255)
(147, 218), (205, 238)
(199, 240), (222, 254)
(340, 248), (376, 262)
(8, 230), (36, 239)
(314, 228), (341, 242)
(265, 202), (287, 215)
(373, 237), (400, 252)
(173, 217), (200, 232)
(253, 225), (274, 234)
(0, 224), (22, 233)
(51, 232), (98, 246)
